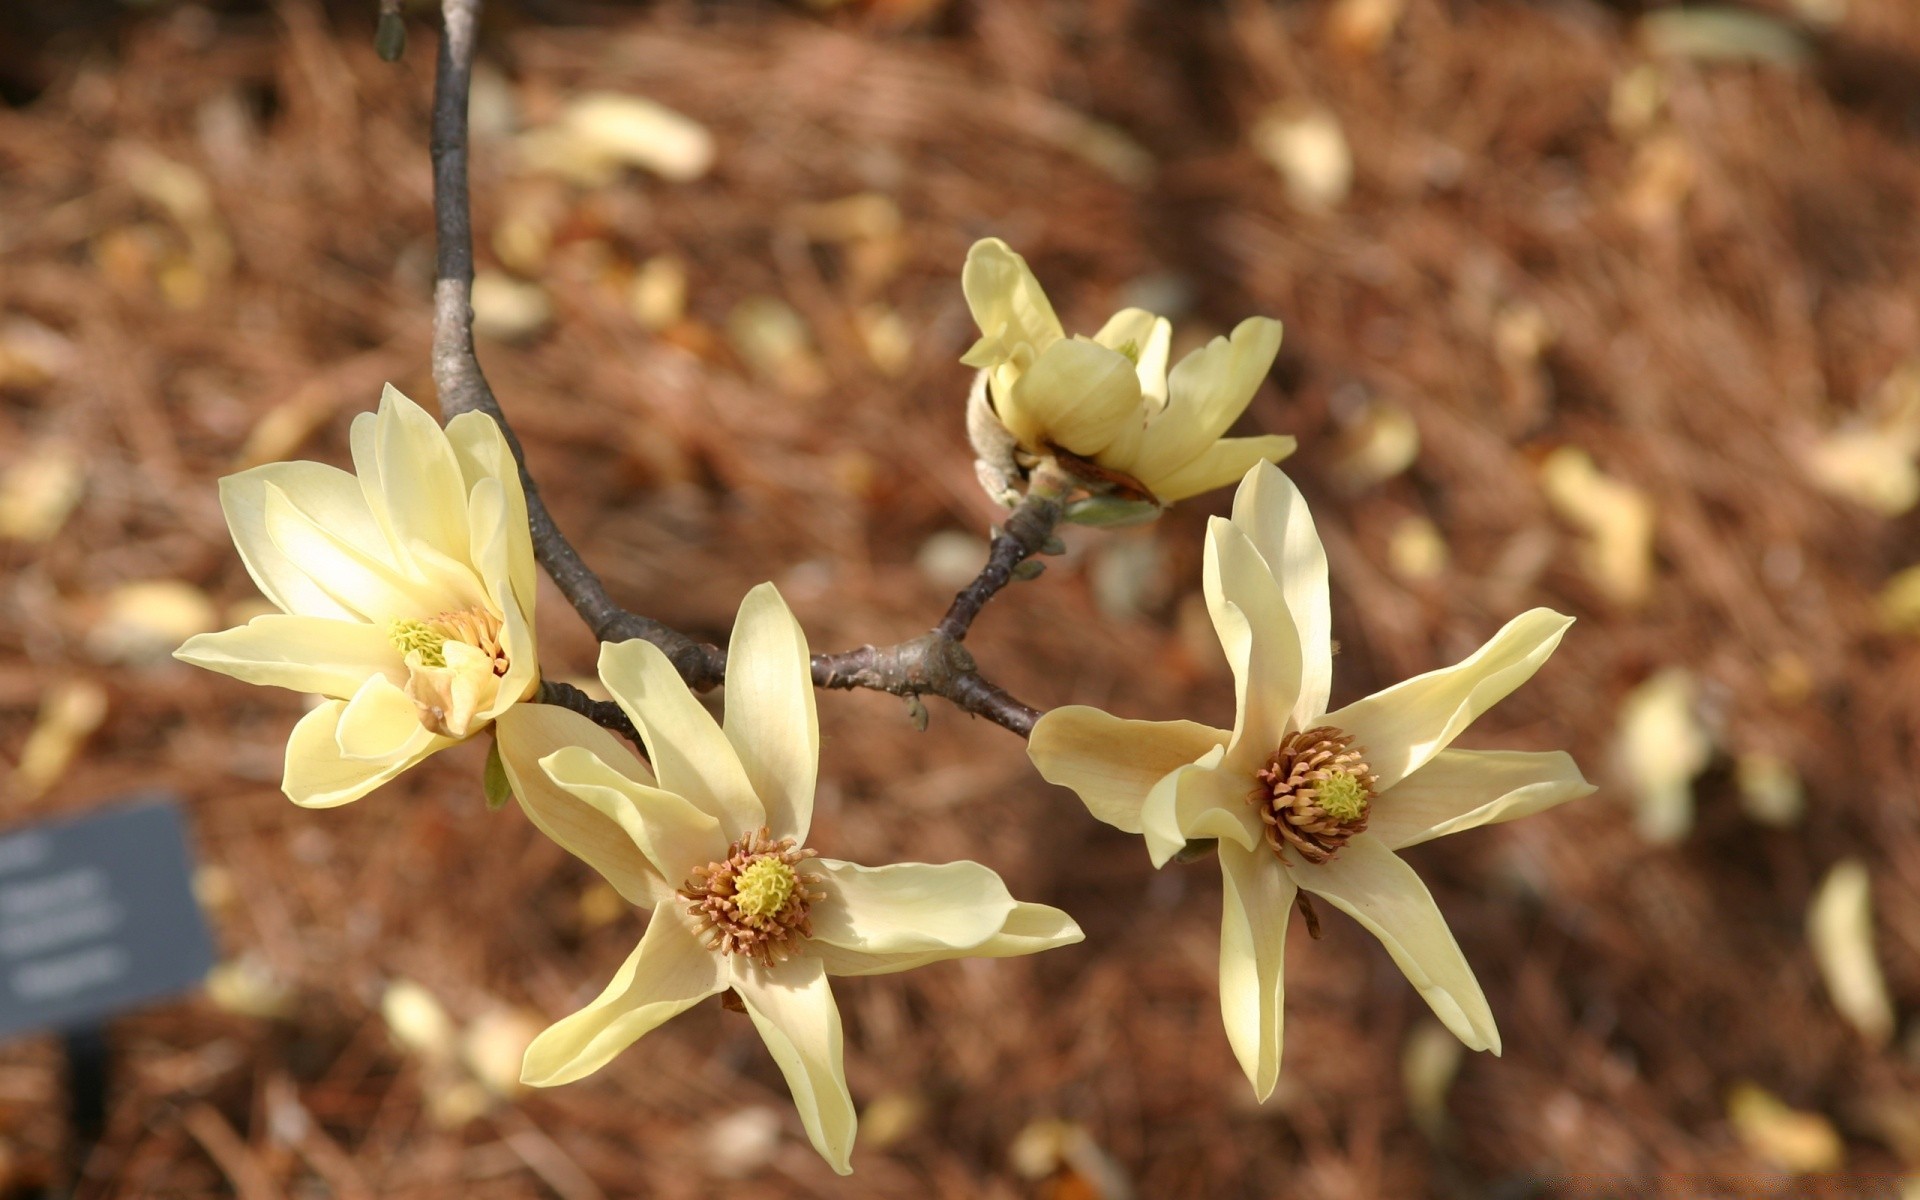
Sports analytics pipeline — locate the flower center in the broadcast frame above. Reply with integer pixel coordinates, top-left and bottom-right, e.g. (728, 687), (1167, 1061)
(388, 606), (512, 738)
(680, 827), (823, 966)
(1249, 725), (1378, 864)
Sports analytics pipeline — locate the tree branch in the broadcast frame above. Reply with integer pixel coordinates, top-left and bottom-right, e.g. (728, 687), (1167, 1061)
(427, 0), (1043, 741)
(429, 0), (725, 689)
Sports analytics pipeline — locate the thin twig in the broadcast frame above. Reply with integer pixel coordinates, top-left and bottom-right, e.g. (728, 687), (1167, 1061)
(536, 679), (643, 751)
(427, 0), (1041, 740)
(429, 0), (724, 688)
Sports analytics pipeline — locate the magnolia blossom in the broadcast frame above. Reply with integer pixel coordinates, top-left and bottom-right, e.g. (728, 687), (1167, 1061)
(1028, 462), (1591, 1098)
(961, 237), (1296, 505)
(176, 385), (538, 807)
(495, 584), (1083, 1175)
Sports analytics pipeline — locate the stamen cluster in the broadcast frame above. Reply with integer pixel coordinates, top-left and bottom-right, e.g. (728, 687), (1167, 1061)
(1250, 726), (1378, 864)
(680, 827), (823, 966)
(388, 606), (509, 674)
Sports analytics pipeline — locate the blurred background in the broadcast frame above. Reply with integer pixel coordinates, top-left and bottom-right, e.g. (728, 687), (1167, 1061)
(3, 0), (1919, 1195)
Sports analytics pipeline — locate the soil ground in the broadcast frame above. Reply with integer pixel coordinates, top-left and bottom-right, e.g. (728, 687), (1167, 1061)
(4, 0), (1920, 1196)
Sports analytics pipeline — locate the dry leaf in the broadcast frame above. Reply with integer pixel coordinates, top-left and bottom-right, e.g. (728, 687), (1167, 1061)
(855, 304), (913, 377)
(1726, 1082), (1844, 1173)
(1333, 402), (1420, 490)
(460, 1007), (544, 1097)
(1639, 9), (1811, 68)
(1614, 668), (1711, 843)
(1808, 860), (1896, 1046)
(726, 296), (826, 396)
(519, 92), (715, 185)
(1328, 0), (1407, 56)
(470, 271), (553, 341)
(205, 955), (294, 1020)
(1540, 446), (1656, 608)
(0, 445), (84, 542)
(1735, 753), (1804, 827)
(1620, 132), (1697, 232)
(1252, 105), (1353, 211)
(704, 1107), (783, 1179)
(1879, 566), (1920, 633)
(860, 1091), (926, 1150)
(629, 255), (688, 332)
(1402, 1019), (1464, 1139)
(234, 395), (332, 469)
(381, 979), (458, 1064)
(86, 580), (219, 665)
(1386, 515), (1449, 584)
(11, 680), (108, 800)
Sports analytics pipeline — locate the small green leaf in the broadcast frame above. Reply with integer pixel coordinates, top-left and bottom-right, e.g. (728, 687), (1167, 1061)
(1063, 495), (1163, 528)
(1011, 559), (1046, 581)
(483, 738), (511, 811)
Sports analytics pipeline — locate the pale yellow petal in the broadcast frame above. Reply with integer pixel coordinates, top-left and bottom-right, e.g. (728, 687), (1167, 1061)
(598, 637), (762, 835)
(282, 698), (445, 808)
(1138, 748), (1262, 868)
(495, 704), (667, 906)
(1027, 705), (1229, 835)
(1203, 517), (1302, 770)
(1229, 461), (1331, 726)
(261, 481), (435, 624)
(219, 462), (387, 621)
(1143, 434), (1298, 504)
(351, 384), (473, 573)
(1370, 749), (1594, 851)
(540, 744), (726, 883)
(336, 674), (428, 759)
(723, 583), (818, 844)
(520, 905), (725, 1086)
(1294, 835), (1499, 1053)
(809, 901), (1083, 977)
(1134, 316), (1284, 483)
(960, 238), (1063, 368)
(1002, 337), (1143, 457)
(446, 409), (537, 617)
(1217, 839), (1295, 1101)
(806, 859), (1016, 959)
(732, 956), (856, 1176)
(485, 597), (539, 722)
(1324, 609), (1573, 790)
(174, 615), (399, 699)
(1092, 307), (1171, 407)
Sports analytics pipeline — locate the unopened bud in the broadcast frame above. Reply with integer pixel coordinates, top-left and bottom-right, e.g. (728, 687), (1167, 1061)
(1012, 560), (1046, 581)
(905, 695), (930, 732)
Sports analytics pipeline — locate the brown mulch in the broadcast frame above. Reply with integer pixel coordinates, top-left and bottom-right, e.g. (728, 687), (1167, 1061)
(4, 0), (1920, 1196)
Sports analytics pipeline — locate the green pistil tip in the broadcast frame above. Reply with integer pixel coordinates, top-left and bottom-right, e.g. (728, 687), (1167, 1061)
(1115, 338), (1141, 364)
(388, 618), (447, 668)
(1317, 770), (1369, 822)
(733, 857), (797, 920)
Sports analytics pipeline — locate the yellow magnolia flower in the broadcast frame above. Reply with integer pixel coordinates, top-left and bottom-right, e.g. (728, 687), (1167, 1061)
(961, 237), (1296, 505)
(175, 385), (538, 807)
(494, 584), (1083, 1175)
(1027, 462), (1591, 1099)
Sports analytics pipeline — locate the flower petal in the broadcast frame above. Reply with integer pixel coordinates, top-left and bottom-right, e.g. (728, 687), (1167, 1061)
(1003, 337), (1143, 458)
(282, 698), (445, 808)
(1324, 609), (1574, 790)
(1138, 748), (1262, 867)
(336, 674), (427, 760)
(446, 409), (537, 618)
(1217, 838), (1295, 1101)
(1204, 517), (1302, 770)
(723, 583), (818, 844)
(960, 238), (1063, 369)
(806, 859), (1016, 959)
(1135, 316), (1284, 483)
(540, 744), (726, 885)
(1293, 834), (1499, 1053)
(1092, 307), (1172, 408)
(495, 704), (671, 906)
(219, 462), (387, 621)
(810, 900), (1084, 977)
(174, 615), (399, 699)
(598, 638), (762, 836)
(1027, 705), (1229, 835)
(261, 481), (437, 624)
(351, 384), (473, 574)
(520, 905), (725, 1086)
(1370, 749), (1595, 851)
(1144, 434), (1298, 504)
(732, 956), (856, 1176)
(1230, 462), (1332, 728)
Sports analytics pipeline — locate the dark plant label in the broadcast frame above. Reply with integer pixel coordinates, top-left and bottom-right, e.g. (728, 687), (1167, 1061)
(0, 799), (215, 1041)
